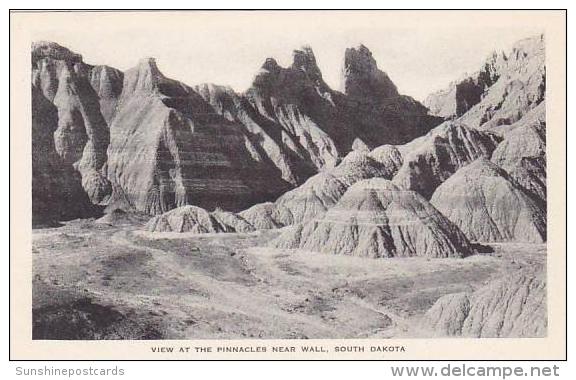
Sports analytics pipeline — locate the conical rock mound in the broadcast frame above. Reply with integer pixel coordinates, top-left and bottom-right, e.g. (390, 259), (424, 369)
(430, 158), (546, 242)
(146, 205), (255, 233)
(238, 146), (403, 229)
(271, 178), (473, 258)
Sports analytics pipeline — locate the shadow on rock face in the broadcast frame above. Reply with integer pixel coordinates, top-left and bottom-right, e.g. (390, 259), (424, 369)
(470, 243), (495, 254)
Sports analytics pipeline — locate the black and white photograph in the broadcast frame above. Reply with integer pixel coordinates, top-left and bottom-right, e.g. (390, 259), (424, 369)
(9, 9), (567, 361)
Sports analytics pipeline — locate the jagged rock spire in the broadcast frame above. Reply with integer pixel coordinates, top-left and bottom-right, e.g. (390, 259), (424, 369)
(342, 44), (399, 100)
(291, 45), (322, 81)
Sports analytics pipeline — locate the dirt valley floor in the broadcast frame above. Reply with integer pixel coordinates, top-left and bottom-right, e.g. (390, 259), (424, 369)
(32, 219), (546, 340)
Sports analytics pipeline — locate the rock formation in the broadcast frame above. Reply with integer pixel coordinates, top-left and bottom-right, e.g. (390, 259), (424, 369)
(237, 123), (500, 230)
(32, 86), (98, 226)
(271, 178), (473, 258)
(32, 41), (114, 205)
(145, 205), (255, 233)
(94, 208), (147, 226)
(106, 57), (292, 215)
(341, 45), (442, 147)
(422, 268), (546, 337)
(392, 123), (501, 198)
(239, 147), (403, 228)
(425, 35), (545, 131)
(32, 41), (440, 222)
(491, 102), (546, 205)
(430, 159), (546, 242)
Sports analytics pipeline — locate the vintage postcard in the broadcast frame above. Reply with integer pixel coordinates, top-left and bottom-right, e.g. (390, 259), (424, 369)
(9, 10), (566, 360)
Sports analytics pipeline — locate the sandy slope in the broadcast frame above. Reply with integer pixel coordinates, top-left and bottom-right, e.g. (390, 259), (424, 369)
(32, 219), (545, 340)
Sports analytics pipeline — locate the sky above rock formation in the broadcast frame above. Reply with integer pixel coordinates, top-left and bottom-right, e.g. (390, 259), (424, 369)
(29, 11), (542, 101)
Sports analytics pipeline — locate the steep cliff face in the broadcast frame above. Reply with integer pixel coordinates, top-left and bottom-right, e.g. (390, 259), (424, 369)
(88, 65), (124, 124)
(32, 41), (114, 205)
(103, 44), (438, 216)
(422, 268), (546, 337)
(32, 86), (98, 226)
(245, 47), (351, 165)
(424, 52), (503, 119)
(106, 58), (292, 215)
(430, 159), (546, 243)
(271, 178), (473, 258)
(341, 45), (442, 147)
(425, 35), (545, 131)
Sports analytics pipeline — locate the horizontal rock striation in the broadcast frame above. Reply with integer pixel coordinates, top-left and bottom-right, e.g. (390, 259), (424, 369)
(239, 147), (403, 228)
(106, 57), (293, 215)
(430, 159), (546, 242)
(238, 122), (501, 230)
(32, 41), (440, 222)
(271, 178), (473, 258)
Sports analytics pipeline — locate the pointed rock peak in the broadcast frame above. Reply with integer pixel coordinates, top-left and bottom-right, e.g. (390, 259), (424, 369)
(342, 43), (398, 99)
(344, 44), (377, 70)
(261, 57), (280, 72)
(292, 45), (323, 80)
(123, 57), (167, 94)
(32, 40), (82, 64)
(292, 45), (316, 67)
(136, 57), (163, 77)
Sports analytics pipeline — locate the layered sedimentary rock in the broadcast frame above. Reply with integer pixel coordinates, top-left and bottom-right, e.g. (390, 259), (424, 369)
(106, 58), (292, 215)
(422, 269), (546, 337)
(430, 159), (546, 242)
(425, 35), (545, 130)
(32, 41), (440, 221)
(392, 123), (501, 198)
(146, 205), (255, 233)
(32, 41), (114, 205)
(239, 122), (500, 229)
(239, 147), (403, 228)
(491, 102), (546, 205)
(271, 178), (473, 258)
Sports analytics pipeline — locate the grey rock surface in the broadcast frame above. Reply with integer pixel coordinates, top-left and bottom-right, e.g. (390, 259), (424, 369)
(32, 41), (438, 221)
(491, 102), (546, 205)
(32, 41), (113, 205)
(425, 35), (545, 131)
(392, 123), (501, 199)
(423, 268), (546, 337)
(271, 178), (473, 258)
(146, 205), (256, 233)
(430, 159), (546, 242)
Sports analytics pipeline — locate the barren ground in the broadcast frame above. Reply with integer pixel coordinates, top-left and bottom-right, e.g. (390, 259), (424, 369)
(32, 219), (546, 340)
